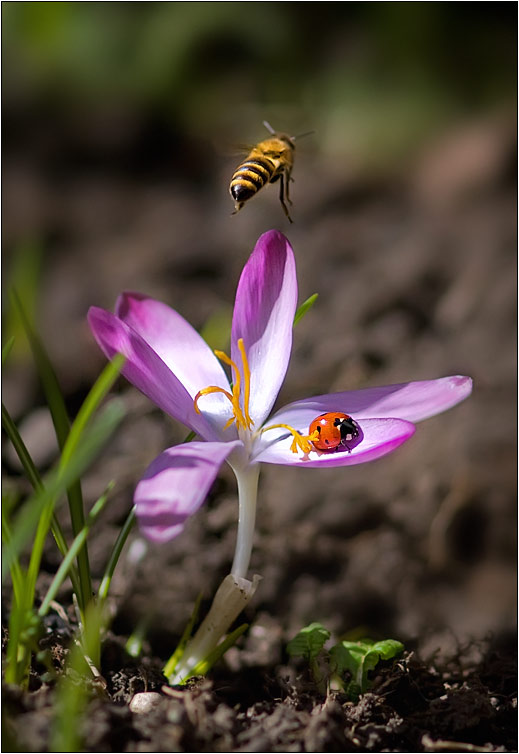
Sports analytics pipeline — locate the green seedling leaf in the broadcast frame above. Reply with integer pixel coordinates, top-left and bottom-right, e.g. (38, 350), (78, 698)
(369, 639), (405, 661)
(287, 622), (331, 662)
(330, 638), (404, 695)
(287, 622), (332, 693)
(294, 293), (318, 326)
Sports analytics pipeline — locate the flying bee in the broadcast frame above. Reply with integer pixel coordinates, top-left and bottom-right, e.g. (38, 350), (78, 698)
(229, 121), (313, 223)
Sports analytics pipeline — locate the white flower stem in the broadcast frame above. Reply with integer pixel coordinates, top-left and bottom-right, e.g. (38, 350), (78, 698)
(230, 464), (260, 579)
(168, 464), (261, 684)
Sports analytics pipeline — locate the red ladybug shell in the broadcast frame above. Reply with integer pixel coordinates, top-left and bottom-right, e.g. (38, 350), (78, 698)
(309, 412), (360, 452)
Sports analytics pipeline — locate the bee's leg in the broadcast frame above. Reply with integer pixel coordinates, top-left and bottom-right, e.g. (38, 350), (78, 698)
(231, 202), (244, 216)
(278, 174), (293, 223)
(285, 169), (293, 205)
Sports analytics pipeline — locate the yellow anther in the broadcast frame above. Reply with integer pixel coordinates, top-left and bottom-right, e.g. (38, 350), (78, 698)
(194, 338), (254, 432)
(261, 423), (320, 455)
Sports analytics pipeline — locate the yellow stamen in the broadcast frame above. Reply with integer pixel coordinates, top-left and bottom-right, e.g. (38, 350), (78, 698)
(237, 339), (253, 428)
(194, 385), (234, 413)
(194, 338), (254, 432)
(261, 424), (320, 455)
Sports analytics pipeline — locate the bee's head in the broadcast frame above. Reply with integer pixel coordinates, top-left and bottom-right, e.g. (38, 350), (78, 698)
(263, 121), (313, 149)
(278, 133), (296, 149)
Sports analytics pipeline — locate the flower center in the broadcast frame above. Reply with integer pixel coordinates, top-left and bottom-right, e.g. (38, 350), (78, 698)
(261, 424), (320, 455)
(194, 338), (254, 432)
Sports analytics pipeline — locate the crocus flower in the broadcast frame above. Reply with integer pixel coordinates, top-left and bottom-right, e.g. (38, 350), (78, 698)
(88, 230), (472, 680)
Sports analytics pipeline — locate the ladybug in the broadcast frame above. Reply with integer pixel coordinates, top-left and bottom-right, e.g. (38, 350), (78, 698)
(309, 412), (360, 453)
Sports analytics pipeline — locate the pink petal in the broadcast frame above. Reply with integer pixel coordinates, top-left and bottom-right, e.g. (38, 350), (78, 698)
(271, 376), (473, 426)
(231, 230), (298, 428)
(88, 307), (219, 440)
(135, 441), (242, 542)
(115, 293), (230, 400)
(253, 418), (415, 467)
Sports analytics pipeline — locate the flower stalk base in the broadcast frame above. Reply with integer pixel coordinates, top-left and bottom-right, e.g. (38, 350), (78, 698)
(169, 573), (261, 684)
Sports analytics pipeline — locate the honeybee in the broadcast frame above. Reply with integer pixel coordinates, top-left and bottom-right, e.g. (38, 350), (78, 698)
(230, 121), (312, 223)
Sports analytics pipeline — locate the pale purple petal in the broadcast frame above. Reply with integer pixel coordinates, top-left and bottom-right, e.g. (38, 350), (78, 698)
(269, 376), (473, 426)
(115, 293), (230, 399)
(88, 307), (221, 440)
(135, 440), (242, 542)
(231, 230), (298, 427)
(253, 418), (415, 467)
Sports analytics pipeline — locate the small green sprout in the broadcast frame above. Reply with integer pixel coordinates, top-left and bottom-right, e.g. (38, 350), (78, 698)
(330, 637), (404, 698)
(287, 623), (404, 699)
(287, 622), (331, 693)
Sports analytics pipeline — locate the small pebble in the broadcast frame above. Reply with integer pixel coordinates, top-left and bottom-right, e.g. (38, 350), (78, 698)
(129, 692), (162, 714)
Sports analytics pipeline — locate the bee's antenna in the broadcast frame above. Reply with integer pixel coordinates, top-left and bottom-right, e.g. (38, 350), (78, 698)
(263, 120), (276, 135)
(292, 130), (315, 141)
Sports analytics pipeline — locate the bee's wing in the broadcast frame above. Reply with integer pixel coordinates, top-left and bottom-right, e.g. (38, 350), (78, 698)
(222, 143), (255, 157)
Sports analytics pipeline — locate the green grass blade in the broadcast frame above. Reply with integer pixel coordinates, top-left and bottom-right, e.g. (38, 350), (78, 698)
(2, 401), (80, 595)
(39, 483), (113, 617)
(294, 293), (318, 326)
(1, 508), (24, 606)
(60, 354), (125, 470)
(125, 617), (150, 659)
(2, 399), (125, 580)
(5, 594), (31, 686)
(2, 399), (53, 608)
(11, 290), (69, 447)
(25, 490), (58, 615)
(56, 352), (125, 613)
(2, 336), (15, 365)
(11, 290), (92, 612)
(2, 402), (44, 492)
(97, 504), (135, 603)
(50, 602), (105, 752)
(2, 490), (27, 684)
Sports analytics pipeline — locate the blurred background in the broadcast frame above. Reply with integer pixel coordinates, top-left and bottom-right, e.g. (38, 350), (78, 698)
(2, 2), (516, 658)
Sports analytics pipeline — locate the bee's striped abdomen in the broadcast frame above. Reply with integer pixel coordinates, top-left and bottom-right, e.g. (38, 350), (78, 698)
(230, 158), (276, 203)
